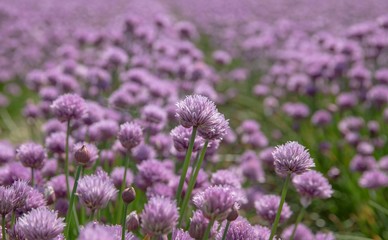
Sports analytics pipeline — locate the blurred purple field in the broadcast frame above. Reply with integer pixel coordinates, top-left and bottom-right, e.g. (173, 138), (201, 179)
(0, 0), (387, 240)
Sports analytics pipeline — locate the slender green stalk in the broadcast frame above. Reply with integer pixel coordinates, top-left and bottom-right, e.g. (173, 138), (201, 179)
(179, 141), (209, 225)
(2, 214), (6, 240)
(90, 210), (96, 222)
(64, 120), (71, 196)
(203, 218), (215, 240)
(175, 127), (197, 205)
(121, 203), (129, 240)
(269, 174), (291, 240)
(65, 165), (82, 238)
(117, 154), (131, 224)
(290, 206), (306, 240)
(221, 221), (231, 240)
(30, 168), (34, 187)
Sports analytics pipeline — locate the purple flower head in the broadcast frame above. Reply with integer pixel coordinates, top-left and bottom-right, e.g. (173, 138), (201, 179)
(336, 92), (357, 109)
(146, 183), (175, 199)
(254, 225), (271, 240)
(42, 119), (66, 136)
(17, 142), (46, 169)
(312, 110), (332, 126)
(272, 141), (315, 177)
(173, 228), (193, 240)
(78, 222), (136, 240)
(17, 188), (46, 215)
(12, 180), (31, 209)
(0, 185), (16, 215)
(51, 93), (86, 122)
(315, 232), (335, 240)
(131, 143), (156, 163)
(118, 122), (143, 150)
(197, 113), (229, 141)
(111, 167), (133, 189)
(141, 105), (167, 134)
(175, 95), (218, 128)
(259, 147), (275, 166)
(356, 142), (374, 156)
(76, 171), (117, 210)
(0, 141), (14, 164)
(15, 207), (64, 240)
(189, 210), (218, 239)
(193, 185), (236, 221)
(281, 224), (314, 240)
(135, 159), (172, 190)
(350, 154), (377, 172)
(149, 133), (172, 156)
(292, 170), (333, 206)
(359, 170), (388, 189)
(82, 102), (105, 125)
(89, 120), (119, 142)
(217, 217), (257, 240)
(240, 155), (266, 183)
(255, 194), (292, 224)
(141, 196), (178, 236)
(211, 169), (243, 188)
(171, 126), (204, 152)
(212, 50), (232, 66)
(241, 131), (268, 148)
(0, 162), (30, 185)
(282, 103), (310, 119)
(48, 174), (74, 199)
(46, 132), (73, 155)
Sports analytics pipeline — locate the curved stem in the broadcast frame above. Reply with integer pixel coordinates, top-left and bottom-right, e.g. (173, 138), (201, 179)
(2, 214), (6, 240)
(175, 127), (197, 205)
(221, 221), (231, 240)
(269, 174), (291, 240)
(203, 218), (215, 240)
(65, 165), (82, 238)
(290, 206), (306, 240)
(65, 120), (71, 197)
(179, 141), (209, 225)
(121, 203), (129, 240)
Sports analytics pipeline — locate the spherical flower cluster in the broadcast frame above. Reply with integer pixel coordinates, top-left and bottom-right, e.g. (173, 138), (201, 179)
(140, 196), (178, 236)
(193, 185), (236, 221)
(51, 93), (86, 122)
(272, 141), (315, 176)
(17, 142), (46, 169)
(217, 217), (257, 240)
(189, 210), (218, 239)
(76, 171), (117, 210)
(15, 207), (65, 240)
(78, 222), (135, 240)
(281, 223), (314, 240)
(292, 170), (333, 205)
(254, 194), (292, 224)
(359, 170), (388, 189)
(0, 185), (16, 215)
(170, 126), (204, 152)
(118, 122), (143, 150)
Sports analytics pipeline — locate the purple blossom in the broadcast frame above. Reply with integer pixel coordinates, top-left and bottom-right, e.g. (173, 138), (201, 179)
(48, 174), (74, 199)
(189, 210), (219, 239)
(217, 217), (258, 240)
(135, 159), (172, 190)
(89, 120), (119, 142)
(173, 228), (193, 240)
(77, 171), (117, 210)
(51, 93), (86, 122)
(281, 224), (314, 240)
(171, 126), (204, 152)
(141, 196), (178, 236)
(0, 185), (16, 215)
(78, 222), (135, 240)
(0, 141), (14, 164)
(350, 154), (377, 172)
(193, 185), (236, 221)
(111, 167), (134, 189)
(17, 142), (46, 169)
(254, 225), (271, 240)
(255, 194), (292, 224)
(118, 122), (143, 150)
(211, 169), (243, 188)
(272, 141), (315, 177)
(315, 232), (336, 240)
(15, 207), (64, 240)
(45, 132), (73, 155)
(359, 170), (388, 189)
(131, 143), (156, 162)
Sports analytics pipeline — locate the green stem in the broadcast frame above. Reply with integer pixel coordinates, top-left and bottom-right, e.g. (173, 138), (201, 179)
(90, 210), (96, 222)
(290, 206), (306, 240)
(203, 218), (215, 240)
(175, 127), (197, 205)
(117, 154), (131, 224)
(221, 221), (231, 240)
(2, 214), (6, 240)
(121, 203), (129, 240)
(30, 168), (34, 187)
(179, 141), (209, 225)
(269, 174), (291, 240)
(65, 165), (82, 238)
(65, 120), (71, 197)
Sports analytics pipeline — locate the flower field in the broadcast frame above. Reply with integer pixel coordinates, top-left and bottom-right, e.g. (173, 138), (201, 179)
(0, 0), (387, 239)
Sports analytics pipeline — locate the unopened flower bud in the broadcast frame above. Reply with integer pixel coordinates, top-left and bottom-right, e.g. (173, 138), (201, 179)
(227, 205), (239, 221)
(122, 187), (136, 204)
(74, 145), (90, 165)
(126, 211), (140, 232)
